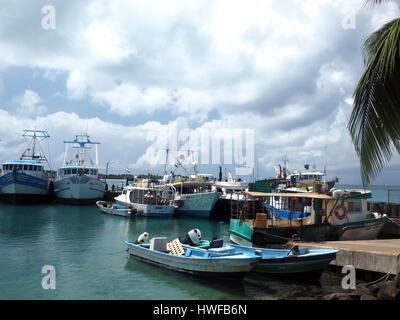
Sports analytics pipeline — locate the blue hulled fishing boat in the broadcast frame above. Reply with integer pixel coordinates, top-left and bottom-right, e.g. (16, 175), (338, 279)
(54, 134), (106, 204)
(192, 240), (338, 278)
(0, 130), (51, 204)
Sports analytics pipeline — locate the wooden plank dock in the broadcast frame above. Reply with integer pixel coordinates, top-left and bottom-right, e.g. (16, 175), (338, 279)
(288, 239), (400, 275)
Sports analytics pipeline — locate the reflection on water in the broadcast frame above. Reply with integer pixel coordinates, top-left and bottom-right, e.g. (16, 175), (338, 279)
(0, 203), (344, 300)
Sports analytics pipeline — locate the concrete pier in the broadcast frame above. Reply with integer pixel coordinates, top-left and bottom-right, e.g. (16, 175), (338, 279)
(288, 239), (400, 275)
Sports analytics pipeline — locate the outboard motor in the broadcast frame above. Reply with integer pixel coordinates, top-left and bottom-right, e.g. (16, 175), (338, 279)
(135, 232), (149, 244)
(180, 229), (202, 246)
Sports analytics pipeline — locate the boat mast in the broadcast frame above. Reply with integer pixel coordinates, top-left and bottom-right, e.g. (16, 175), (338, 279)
(20, 130), (50, 164)
(323, 145), (327, 183)
(64, 134), (100, 167)
(282, 155), (288, 179)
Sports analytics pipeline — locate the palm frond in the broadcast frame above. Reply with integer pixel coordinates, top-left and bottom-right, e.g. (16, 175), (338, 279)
(348, 18), (400, 185)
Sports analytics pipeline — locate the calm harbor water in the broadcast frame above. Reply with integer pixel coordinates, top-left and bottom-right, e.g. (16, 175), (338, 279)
(0, 203), (348, 300)
(336, 184), (400, 203)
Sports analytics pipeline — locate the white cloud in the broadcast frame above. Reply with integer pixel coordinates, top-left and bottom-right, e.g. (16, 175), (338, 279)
(15, 90), (46, 116)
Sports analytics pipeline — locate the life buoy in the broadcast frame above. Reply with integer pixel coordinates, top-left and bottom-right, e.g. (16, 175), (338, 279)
(334, 201), (347, 220)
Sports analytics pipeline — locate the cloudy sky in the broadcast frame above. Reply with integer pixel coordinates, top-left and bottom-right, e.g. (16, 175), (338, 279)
(0, 0), (399, 185)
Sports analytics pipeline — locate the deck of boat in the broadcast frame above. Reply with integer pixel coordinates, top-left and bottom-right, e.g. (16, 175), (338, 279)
(244, 217), (313, 229)
(288, 239), (400, 275)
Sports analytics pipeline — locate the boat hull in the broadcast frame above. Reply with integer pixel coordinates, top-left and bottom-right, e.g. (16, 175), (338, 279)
(54, 175), (106, 205)
(0, 172), (49, 204)
(175, 192), (221, 217)
(114, 199), (174, 217)
(229, 217), (388, 246)
(252, 253), (336, 275)
(96, 201), (132, 217)
(126, 242), (259, 278)
(193, 242), (337, 279)
(339, 221), (385, 241)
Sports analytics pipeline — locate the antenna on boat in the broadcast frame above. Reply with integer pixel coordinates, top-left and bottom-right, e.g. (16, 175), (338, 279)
(282, 155), (288, 178)
(20, 130), (50, 161)
(163, 147), (169, 175)
(323, 145), (327, 183)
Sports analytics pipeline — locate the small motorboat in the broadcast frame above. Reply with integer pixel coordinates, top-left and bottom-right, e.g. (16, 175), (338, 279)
(192, 240), (338, 279)
(96, 200), (133, 217)
(125, 235), (260, 278)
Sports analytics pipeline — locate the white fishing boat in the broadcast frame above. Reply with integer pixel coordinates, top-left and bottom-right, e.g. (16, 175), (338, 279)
(211, 170), (254, 217)
(0, 130), (51, 204)
(114, 185), (175, 217)
(96, 200), (133, 217)
(54, 134), (106, 204)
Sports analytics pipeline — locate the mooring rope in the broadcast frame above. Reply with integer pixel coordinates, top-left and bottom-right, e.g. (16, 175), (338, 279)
(366, 252), (400, 286)
(385, 216), (400, 227)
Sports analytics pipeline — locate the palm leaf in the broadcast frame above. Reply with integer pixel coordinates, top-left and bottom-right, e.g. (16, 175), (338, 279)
(348, 17), (400, 185)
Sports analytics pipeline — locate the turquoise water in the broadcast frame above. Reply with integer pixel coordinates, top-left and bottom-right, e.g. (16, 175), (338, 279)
(336, 184), (400, 203)
(0, 204), (346, 300)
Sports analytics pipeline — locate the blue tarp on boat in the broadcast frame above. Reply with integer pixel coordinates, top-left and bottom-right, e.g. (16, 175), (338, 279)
(112, 205), (128, 210)
(264, 204), (311, 219)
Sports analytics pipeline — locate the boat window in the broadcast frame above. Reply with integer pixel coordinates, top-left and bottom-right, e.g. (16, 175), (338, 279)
(2, 165), (5, 170)
(94, 170), (97, 175)
(72, 169), (77, 174)
(29, 165), (33, 171)
(23, 165), (27, 170)
(18, 165), (22, 170)
(38, 166), (42, 171)
(9, 165), (13, 170)
(347, 201), (361, 212)
(85, 169), (89, 174)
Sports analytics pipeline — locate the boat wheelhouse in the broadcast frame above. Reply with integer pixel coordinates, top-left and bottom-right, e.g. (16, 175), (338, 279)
(212, 170), (253, 218)
(0, 130), (51, 204)
(114, 185), (175, 217)
(54, 135), (106, 204)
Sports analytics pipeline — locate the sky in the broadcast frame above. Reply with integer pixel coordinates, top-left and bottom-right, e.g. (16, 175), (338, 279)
(0, 0), (399, 185)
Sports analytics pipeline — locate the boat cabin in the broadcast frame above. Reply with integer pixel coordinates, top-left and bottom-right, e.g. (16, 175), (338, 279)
(121, 186), (175, 205)
(287, 171), (325, 185)
(234, 189), (374, 227)
(57, 166), (99, 179)
(1, 160), (45, 178)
